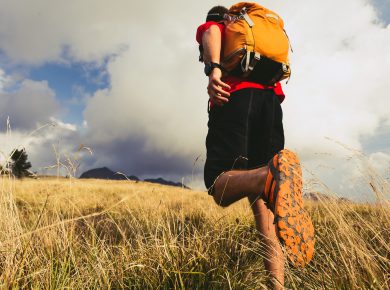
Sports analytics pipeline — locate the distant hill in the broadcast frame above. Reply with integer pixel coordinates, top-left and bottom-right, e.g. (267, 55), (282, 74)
(79, 167), (139, 181)
(304, 192), (351, 203)
(79, 167), (188, 188)
(144, 177), (189, 189)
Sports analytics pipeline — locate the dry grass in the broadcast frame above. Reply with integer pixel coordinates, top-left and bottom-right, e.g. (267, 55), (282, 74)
(0, 175), (389, 289)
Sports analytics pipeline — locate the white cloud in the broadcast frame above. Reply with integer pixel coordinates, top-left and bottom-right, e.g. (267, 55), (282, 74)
(0, 68), (12, 92)
(0, 0), (206, 65)
(0, 1), (125, 64)
(276, 0), (389, 147)
(50, 117), (77, 131)
(0, 68), (5, 91)
(368, 151), (390, 175)
(0, 118), (88, 178)
(83, 0), (390, 192)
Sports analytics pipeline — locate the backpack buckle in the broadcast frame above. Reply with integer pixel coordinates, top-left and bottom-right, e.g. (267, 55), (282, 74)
(240, 7), (254, 27)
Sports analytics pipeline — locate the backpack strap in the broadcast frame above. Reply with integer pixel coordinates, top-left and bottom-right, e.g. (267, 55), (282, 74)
(239, 7), (256, 76)
(248, 52), (261, 71)
(242, 52), (261, 77)
(242, 9), (254, 27)
(241, 51), (251, 74)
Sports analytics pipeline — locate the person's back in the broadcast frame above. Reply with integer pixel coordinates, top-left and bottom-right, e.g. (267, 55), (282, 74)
(196, 4), (315, 288)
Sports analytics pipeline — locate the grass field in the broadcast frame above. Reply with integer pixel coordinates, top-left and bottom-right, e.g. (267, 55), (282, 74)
(0, 175), (389, 289)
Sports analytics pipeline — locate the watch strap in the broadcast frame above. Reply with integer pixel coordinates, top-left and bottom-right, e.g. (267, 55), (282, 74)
(204, 62), (223, 76)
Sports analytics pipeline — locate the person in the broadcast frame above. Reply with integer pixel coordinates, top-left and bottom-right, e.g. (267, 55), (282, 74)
(196, 5), (314, 289)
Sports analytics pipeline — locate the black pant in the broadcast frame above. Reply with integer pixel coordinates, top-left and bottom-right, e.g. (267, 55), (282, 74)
(204, 88), (285, 194)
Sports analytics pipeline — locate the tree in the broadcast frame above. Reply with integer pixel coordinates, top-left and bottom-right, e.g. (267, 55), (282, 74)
(10, 148), (32, 178)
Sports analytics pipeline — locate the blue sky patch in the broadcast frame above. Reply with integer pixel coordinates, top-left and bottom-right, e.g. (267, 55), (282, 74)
(29, 60), (110, 125)
(373, 0), (390, 24)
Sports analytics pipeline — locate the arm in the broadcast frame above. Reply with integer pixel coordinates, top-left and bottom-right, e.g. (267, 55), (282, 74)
(202, 25), (231, 105)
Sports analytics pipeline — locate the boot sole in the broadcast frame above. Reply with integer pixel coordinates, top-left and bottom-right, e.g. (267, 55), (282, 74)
(267, 149), (315, 267)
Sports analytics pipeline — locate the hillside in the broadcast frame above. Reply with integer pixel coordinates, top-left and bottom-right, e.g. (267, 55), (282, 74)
(79, 167), (139, 181)
(80, 167), (188, 188)
(1, 177), (388, 289)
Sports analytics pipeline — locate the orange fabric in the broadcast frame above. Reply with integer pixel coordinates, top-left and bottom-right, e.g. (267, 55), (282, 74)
(264, 171), (273, 197)
(273, 155), (278, 168)
(270, 179), (276, 205)
(196, 22), (285, 103)
(223, 2), (290, 77)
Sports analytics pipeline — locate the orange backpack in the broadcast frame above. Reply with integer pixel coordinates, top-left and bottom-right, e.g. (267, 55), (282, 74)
(221, 2), (291, 85)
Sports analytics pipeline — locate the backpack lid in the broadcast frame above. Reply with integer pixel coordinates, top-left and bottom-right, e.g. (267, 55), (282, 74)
(228, 2), (284, 28)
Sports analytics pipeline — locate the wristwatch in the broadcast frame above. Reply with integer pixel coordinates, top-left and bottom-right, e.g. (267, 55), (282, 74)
(204, 62), (223, 76)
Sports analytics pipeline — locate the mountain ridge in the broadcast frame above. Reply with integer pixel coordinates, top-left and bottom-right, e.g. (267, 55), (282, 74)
(79, 167), (189, 189)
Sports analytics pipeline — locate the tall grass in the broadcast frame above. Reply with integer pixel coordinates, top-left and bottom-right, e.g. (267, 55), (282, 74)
(0, 169), (389, 289)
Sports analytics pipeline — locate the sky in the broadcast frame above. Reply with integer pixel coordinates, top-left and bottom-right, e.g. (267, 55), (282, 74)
(0, 0), (389, 201)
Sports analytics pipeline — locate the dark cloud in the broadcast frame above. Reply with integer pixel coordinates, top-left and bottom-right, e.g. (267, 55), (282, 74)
(18, 121), (203, 182)
(78, 136), (203, 181)
(0, 79), (60, 131)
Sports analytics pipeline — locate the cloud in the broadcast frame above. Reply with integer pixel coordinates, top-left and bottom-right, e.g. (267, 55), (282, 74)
(82, 137), (198, 178)
(371, 0), (390, 24)
(0, 0), (207, 65)
(0, 120), (78, 172)
(270, 0), (390, 197)
(82, 0), (390, 191)
(368, 151), (390, 176)
(0, 0), (389, 197)
(0, 78), (60, 131)
(0, 1), (124, 64)
(282, 0), (390, 149)
(0, 68), (7, 91)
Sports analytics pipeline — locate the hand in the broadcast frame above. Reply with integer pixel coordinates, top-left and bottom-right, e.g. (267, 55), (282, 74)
(207, 68), (231, 106)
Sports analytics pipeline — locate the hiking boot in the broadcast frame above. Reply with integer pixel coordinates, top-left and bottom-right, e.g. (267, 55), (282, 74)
(263, 149), (315, 267)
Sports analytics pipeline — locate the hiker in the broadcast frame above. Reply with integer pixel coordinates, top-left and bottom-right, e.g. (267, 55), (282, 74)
(196, 4), (315, 288)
